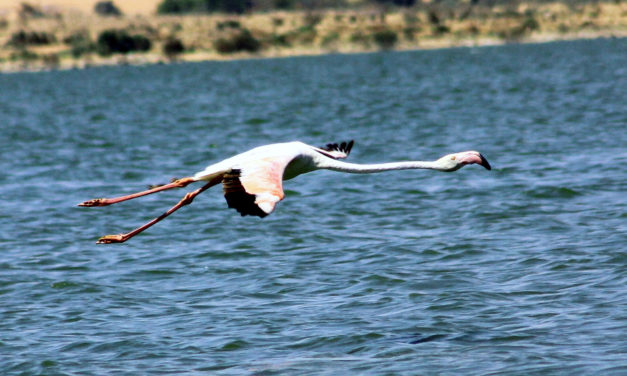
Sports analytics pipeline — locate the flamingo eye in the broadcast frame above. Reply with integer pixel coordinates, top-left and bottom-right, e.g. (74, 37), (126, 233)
(451, 156), (456, 160)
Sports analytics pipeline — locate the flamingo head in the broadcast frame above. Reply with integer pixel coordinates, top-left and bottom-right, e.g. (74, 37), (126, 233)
(436, 151), (492, 172)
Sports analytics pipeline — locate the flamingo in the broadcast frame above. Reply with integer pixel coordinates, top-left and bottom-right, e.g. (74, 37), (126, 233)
(79, 141), (491, 244)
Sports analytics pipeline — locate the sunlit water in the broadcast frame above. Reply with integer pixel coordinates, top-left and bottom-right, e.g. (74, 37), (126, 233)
(1, 38), (626, 375)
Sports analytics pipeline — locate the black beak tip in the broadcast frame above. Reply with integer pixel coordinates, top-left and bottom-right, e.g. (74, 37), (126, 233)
(480, 154), (492, 170)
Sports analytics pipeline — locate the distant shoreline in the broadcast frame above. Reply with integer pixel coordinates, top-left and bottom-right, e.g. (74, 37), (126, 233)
(1, 2), (625, 73)
(2, 32), (624, 74)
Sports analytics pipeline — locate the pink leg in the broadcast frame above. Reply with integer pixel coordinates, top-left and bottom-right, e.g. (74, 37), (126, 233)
(78, 177), (196, 207)
(96, 179), (219, 244)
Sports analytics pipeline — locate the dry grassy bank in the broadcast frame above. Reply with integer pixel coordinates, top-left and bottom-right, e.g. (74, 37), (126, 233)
(0, 1), (625, 72)
(0, 0), (160, 15)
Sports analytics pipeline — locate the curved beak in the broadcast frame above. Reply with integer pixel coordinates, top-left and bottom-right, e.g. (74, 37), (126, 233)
(479, 153), (492, 170)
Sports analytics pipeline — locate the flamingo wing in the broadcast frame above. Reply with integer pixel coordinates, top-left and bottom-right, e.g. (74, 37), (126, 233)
(222, 155), (294, 217)
(317, 140), (354, 160)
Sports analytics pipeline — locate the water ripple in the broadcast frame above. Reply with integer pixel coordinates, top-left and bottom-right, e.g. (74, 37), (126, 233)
(1, 38), (626, 375)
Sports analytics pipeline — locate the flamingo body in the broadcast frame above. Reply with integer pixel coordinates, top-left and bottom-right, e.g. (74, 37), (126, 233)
(192, 141), (353, 217)
(79, 140), (490, 243)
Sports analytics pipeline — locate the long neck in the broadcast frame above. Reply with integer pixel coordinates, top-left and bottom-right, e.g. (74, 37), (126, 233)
(318, 158), (443, 174)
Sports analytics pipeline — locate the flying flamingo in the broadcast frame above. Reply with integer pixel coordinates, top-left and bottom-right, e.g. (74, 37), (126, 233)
(79, 141), (491, 244)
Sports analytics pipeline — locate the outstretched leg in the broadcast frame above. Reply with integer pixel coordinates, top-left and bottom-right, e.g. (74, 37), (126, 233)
(78, 177), (196, 207)
(96, 179), (218, 244)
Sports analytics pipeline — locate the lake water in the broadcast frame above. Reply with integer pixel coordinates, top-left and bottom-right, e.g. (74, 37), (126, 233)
(1, 38), (626, 375)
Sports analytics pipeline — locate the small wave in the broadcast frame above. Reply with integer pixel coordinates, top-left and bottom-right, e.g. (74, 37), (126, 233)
(524, 186), (582, 199)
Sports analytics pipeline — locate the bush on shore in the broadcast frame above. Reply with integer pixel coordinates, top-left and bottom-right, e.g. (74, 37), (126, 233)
(9, 48), (38, 62)
(372, 29), (397, 50)
(97, 29), (152, 55)
(94, 1), (122, 16)
(215, 29), (260, 53)
(163, 38), (185, 59)
(63, 31), (96, 58)
(7, 30), (56, 47)
(157, 0), (252, 14)
(497, 15), (540, 41)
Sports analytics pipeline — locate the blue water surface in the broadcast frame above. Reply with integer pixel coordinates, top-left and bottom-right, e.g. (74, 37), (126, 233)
(1, 38), (626, 375)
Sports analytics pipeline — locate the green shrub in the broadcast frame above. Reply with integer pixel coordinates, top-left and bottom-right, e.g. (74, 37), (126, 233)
(432, 24), (450, 34)
(467, 24), (479, 35)
(374, 0), (416, 5)
(321, 32), (340, 47)
(274, 0), (295, 9)
(63, 30), (88, 45)
(7, 30), (56, 47)
(18, 3), (45, 18)
(10, 49), (38, 62)
(498, 16), (540, 41)
(72, 43), (95, 58)
(404, 13), (419, 25)
(349, 31), (370, 45)
(42, 53), (60, 67)
(157, 0), (206, 13)
(428, 10), (440, 25)
(398, 0), (416, 5)
(163, 37), (185, 57)
(269, 34), (290, 47)
(97, 29), (152, 55)
(285, 25), (317, 45)
(373, 29), (397, 50)
(157, 0), (252, 14)
(211, 0), (252, 13)
(94, 1), (122, 16)
(520, 16), (540, 32)
(215, 29), (260, 53)
(217, 20), (241, 30)
(64, 31), (96, 57)
(303, 13), (322, 27)
(580, 21), (598, 30)
(132, 34), (152, 51)
(403, 26), (420, 40)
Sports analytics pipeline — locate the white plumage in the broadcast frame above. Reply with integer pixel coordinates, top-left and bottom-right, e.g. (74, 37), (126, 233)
(79, 140), (491, 243)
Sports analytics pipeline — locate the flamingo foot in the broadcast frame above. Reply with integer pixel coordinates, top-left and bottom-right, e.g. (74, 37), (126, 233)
(97, 234), (127, 244)
(78, 198), (109, 207)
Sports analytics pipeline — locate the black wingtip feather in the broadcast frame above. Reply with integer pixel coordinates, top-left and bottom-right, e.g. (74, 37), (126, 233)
(222, 169), (269, 218)
(346, 140), (354, 153)
(322, 140), (355, 155)
(479, 153), (492, 170)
